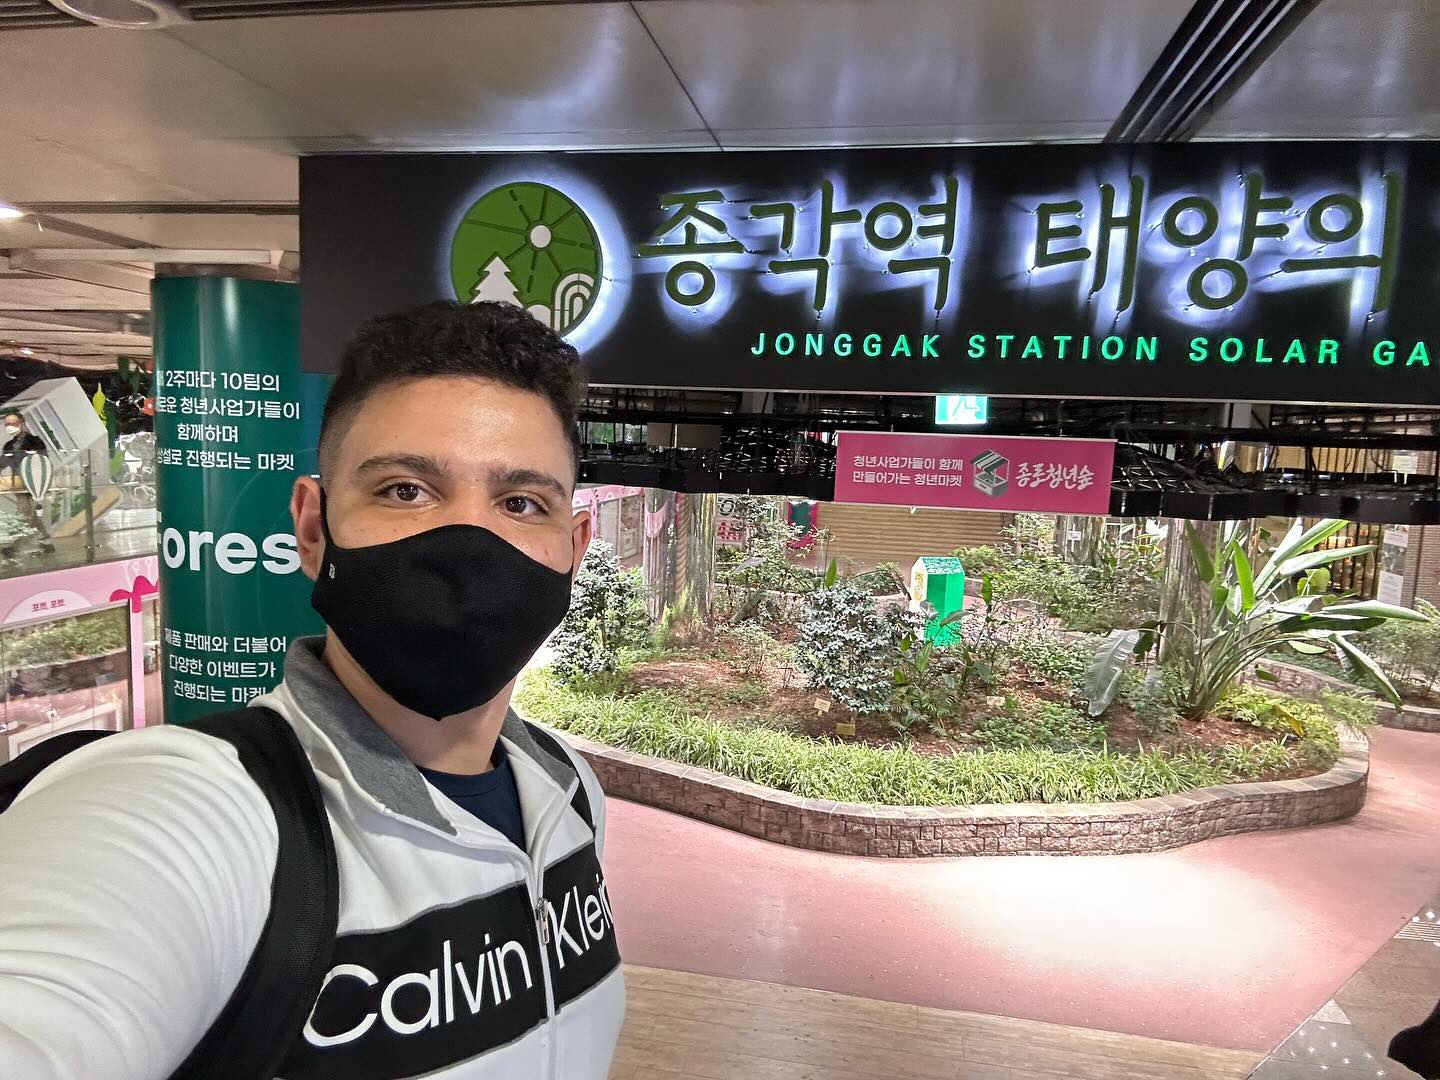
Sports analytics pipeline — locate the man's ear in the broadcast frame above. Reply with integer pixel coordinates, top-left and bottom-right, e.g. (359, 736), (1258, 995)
(570, 508), (593, 580)
(291, 475), (326, 582)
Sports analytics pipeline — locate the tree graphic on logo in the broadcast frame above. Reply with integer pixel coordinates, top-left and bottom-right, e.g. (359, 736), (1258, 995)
(471, 257), (522, 307)
(450, 182), (602, 336)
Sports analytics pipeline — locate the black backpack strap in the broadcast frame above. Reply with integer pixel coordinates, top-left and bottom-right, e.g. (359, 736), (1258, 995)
(523, 721), (594, 832)
(167, 706), (338, 1080)
(0, 729), (115, 813)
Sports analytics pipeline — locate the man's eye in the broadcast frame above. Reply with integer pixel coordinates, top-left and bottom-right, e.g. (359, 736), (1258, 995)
(391, 483), (422, 503)
(505, 495), (541, 515)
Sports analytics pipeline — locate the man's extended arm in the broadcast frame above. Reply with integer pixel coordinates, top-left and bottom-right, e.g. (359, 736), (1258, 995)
(0, 727), (277, 1079)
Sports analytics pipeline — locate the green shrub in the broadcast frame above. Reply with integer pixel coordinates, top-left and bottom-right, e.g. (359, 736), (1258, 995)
(719, 622), (779, 680)
(3, 608), (128, 671)
(991, 554), (1092, 620)
(714, 496), (816, 624)
(1118, 667), (1183, 736)
(973, 697), (1106, 751)
(1170, 518), (1423, 720)
(952, 545), (1008, 577)
(852, 562), (908, 597)
(1214, 685), (1317, 736)
(1008, 632), (1096, 697)
(1004, 513), (1056, 554)
(889, 618), (966, 737)
(793, 581), (920, 714)
(887, 599), (1055, 737)
(0, 504), (44, 551)
(1319, 689), (1379, 732)
(550, 540), (650, 682)
(960, 520), (1162, 635)
(1211, 740), (1293, 781)
(1212, 684), (1344, 772)
(1357, 600), (1440, 695)
(1090, 530), (1165, 630)
(516, 670), (1309, 806)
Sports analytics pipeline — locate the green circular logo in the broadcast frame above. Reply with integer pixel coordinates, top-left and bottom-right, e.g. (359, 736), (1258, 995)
(450, 182), (602, 336)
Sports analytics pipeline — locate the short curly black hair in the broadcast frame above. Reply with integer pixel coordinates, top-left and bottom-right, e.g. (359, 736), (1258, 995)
(318, 301), (587, 481)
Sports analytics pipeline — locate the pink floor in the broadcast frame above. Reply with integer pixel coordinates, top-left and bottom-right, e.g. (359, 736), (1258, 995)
(601, 727), (1440, 1052)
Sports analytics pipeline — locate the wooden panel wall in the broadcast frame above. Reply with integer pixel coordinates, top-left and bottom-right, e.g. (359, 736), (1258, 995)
(820, 504), (1009, 571)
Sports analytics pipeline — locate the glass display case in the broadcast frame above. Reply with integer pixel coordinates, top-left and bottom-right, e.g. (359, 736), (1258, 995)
(0, 604), (132, 763)
(1, 381), (156, 580)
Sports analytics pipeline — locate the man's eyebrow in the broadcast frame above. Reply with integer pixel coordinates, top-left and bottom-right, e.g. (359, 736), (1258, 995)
(491, 467), (568, 499)
(355, 453), (449, 478)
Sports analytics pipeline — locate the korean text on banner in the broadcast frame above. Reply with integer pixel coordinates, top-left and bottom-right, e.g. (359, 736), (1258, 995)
(834, 432), (1114, 515)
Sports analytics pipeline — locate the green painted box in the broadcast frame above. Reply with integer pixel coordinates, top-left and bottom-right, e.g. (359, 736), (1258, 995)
(909, 556), (966, 644)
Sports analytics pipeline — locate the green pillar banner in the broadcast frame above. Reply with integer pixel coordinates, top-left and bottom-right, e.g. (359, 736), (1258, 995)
(152, 277), (323, 725)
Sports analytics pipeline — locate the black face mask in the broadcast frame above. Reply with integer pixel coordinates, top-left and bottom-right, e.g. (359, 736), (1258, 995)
(310, 505), (574, 720)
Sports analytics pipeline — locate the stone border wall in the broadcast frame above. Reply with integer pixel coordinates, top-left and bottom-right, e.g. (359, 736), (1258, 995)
(1249, 658), (1440, 733)
(569, 732), (1368, 858)
(1376, 702), (1440, 732)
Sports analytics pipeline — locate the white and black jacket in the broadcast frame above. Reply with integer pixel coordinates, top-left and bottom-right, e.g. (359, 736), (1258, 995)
(0, 638), (625, 1080)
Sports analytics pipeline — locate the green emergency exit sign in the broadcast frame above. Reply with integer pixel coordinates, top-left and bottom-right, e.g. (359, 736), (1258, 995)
(935, 394), (988, 425)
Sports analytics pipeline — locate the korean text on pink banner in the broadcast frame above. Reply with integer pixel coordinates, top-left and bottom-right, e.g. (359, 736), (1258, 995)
(833, 432), (1115, 515)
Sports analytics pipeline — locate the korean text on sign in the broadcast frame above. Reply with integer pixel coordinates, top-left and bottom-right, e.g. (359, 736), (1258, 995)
(637, 177), (964, 313)
(1032, 171), (1402, 315)
(1015, 463), (1096, 491)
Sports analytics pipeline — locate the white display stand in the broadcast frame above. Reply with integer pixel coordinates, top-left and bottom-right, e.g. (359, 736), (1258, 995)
(0, 701), (123, 763)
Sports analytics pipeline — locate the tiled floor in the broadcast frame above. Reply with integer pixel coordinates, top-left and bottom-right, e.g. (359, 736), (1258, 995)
(603, 727), (1440, 1051)
(613, 966), (1265, 1080)
(1340, 919), (1440, 1057)
(1248, 1012), (1390, 1079)
(1247, 901), (1440, 1079)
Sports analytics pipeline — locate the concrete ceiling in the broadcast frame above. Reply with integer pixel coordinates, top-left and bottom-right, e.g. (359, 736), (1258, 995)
(0, 0), (1435, 362)
(1201, 0), (1440, 139)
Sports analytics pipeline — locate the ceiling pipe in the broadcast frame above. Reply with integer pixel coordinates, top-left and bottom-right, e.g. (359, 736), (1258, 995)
(24, 248), (277, 265)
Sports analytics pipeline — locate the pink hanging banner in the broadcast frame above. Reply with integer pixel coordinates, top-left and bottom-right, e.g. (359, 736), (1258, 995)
(571, 484), (645, 512)
(834, 431), (1115, 515)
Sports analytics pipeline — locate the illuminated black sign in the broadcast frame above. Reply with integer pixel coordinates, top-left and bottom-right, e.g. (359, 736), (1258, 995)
(301, 144), (1440, 406)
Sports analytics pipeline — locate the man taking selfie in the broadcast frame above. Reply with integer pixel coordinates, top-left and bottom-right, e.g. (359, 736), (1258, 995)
(0, 301), (624, 1080)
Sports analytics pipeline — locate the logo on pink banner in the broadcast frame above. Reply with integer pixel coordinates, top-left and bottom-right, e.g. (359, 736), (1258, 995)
(834, 432), (1114, 515)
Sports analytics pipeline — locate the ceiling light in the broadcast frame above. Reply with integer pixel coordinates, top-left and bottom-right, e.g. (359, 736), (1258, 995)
(45, 0), (188, 29)
(0, 204), (24, 221)
(19, 348), (34, 356)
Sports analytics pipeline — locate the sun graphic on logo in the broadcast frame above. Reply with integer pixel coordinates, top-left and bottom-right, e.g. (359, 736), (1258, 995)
(450, 182), (602, 336)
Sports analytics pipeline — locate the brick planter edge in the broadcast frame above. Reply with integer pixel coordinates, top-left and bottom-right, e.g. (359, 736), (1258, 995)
(564, 732), (1369, 857)
(1372, 701), (1440, 732)
(1249, 658), (1440, 733)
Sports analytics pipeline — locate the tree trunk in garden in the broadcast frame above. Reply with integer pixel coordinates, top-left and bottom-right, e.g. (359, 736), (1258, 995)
(1051, 514), (1104, 564)
(1158, 518), (1218, 666)
(1158, 522), (1185, 664)
(1077, 515), (1105, 565)
(684, 492), (717, 622)
(643, 489), (677, 621)
(1053, 514), (1072, 559)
